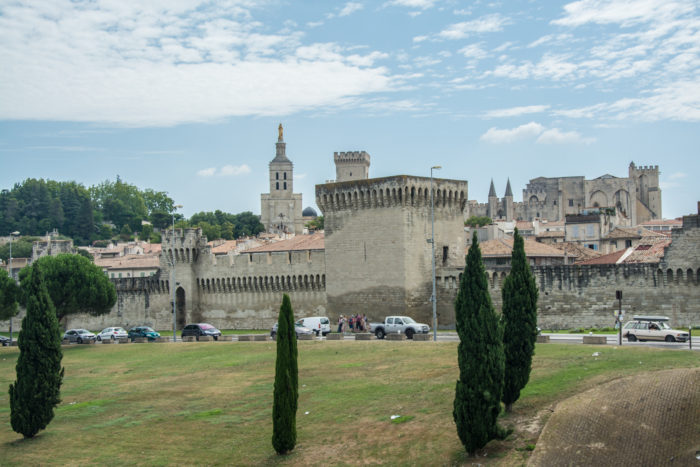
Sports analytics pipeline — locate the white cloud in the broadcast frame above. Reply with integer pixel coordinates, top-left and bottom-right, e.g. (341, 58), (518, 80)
(536, 128), (595, 144)
(220, 164), (252, 176)
(0, 1), (398, 126)
(481, 122), (594, 144)
(458, 43), (488, 59)
(483, 105), (550, 118)
(198, 164), (251, 177)
(480, 122), (544, 143)
(197, 168), (217, 177)
(413, 35), (429, 43)
(385, 0), (437, 9)
(339, 2), (364, 17)
(294, 173), (307, 180)
(668, 172), (687, 180)
(439, 14), (509, 39)
(553, 0), (696, 27)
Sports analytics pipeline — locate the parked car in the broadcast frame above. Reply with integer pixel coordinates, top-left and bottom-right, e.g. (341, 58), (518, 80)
(270, 322), (313, 340)
(369, 316), (430, 339)
(296, 317), (331, 336)
(128, 326), (160, 341)
(0, 335), (11, 346)
(622, 316), (689, 342)
(96, 327), (128, 341)
(181, 323), (222, 341)
(63, 329), (97, 343)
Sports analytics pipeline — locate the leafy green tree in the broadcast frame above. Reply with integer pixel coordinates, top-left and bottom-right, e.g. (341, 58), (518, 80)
(140, 224), (154, 242)
(272, 294), (298, 455)
(453, 232), (507, 455)
(0, 269), (20, 321)
(148, 210), (171, 230)
(19, 254), (116, 322)
(90, 176), (147, 229)
(465, 216), (492, 228)
(501, 228), (539, 412)
(142, 189), (174, 215)
(0, 237), (35, 263)
(9, 263), (64, 438)
(305, 215), (324, 231)
(75, 249), (94, 261)
(234, 211), (265, 237)
(119, 224), (132, 242)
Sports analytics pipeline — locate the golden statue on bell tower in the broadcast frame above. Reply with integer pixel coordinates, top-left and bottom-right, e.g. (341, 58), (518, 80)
(278, 123), (283, 141)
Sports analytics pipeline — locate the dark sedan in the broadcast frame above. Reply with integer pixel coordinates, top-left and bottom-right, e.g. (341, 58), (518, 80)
(128, 326), (160, 341)
(181, 323), (222, 341)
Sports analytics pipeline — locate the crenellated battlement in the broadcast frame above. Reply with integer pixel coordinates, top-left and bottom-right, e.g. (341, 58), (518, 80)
(161, 227), (209, 266)
(334, 151), (370, 163)
(316, 175), (468, 214)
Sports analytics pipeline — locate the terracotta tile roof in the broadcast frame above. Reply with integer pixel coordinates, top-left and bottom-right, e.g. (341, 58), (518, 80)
(246, 233), (325, 253)
(551, 242), (603, 262)
(604, 227), (666, 240)
(539, 220), (565, 228)
(142, 243), (162, 254)
(478, 238), (566, 258)
(515, 221), (534, 231)
(94, 254), (161, 270)
(638, 218), (683, 226)
(578, 238), (670, 265)
(537, 230), (565, 238)
(209, 240), (238, 255)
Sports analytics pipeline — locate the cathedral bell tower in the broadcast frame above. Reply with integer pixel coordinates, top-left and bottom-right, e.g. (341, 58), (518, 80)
(260, 124), (304, 234)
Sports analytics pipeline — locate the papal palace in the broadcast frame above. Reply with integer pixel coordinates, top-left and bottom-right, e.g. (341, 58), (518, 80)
(3, 125), (699, 331)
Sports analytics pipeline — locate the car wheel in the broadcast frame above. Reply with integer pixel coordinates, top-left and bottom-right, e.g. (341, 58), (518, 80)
(375, 329), (385, 339)
(665, 335), (675, 343)
(214, 336), (218, 341)
(97, 336), (101, 341)
(627, 334), (637, 342)
(405, 328), (415, 340)
(271, 332), (276, 340)
(314, 330), (320, 337)
(77, 337), (83, 344)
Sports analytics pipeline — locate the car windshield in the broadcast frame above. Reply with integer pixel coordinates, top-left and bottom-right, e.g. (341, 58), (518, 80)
(78, 330), (90, 334)
(658, 322), (671, 329)
(402, 317), (416, 324)
(142, 327), (155, 332)
(200, 324), (215, 330)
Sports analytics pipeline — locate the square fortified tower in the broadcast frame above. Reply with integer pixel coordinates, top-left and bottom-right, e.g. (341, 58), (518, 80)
(316, 175), (468, 324)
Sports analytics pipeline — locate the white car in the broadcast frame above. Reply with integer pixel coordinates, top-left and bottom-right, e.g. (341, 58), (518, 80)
(296, 317), (331, 336)
(622, 316), (689, 343)
(63, 329), (97, 343)
(96, 327), (128, 341)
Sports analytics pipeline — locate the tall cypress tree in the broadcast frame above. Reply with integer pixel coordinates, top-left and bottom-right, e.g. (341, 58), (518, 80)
(9, 263), (64, 438)
(272, 294), (298, 455)
(453, 232), (506, 455)
(501, 228), (539, 412)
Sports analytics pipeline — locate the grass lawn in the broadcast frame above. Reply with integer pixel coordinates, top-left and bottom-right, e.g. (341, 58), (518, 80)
(0, 341), (697, 465)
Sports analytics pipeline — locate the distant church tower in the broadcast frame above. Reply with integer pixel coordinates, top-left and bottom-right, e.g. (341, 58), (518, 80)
(260, 124), (303, 234)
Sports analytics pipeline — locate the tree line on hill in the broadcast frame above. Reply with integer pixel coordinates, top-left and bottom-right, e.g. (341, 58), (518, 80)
(0, 177), (264, 248)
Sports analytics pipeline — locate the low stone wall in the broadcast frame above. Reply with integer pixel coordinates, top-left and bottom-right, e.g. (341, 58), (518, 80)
(582, 335), (607, 345)
(326, 333), (342, 340)
(385, 333), (405, 341)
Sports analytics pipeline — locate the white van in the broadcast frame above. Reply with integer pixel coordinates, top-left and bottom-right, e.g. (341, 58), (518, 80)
(296, 316), (331, 336)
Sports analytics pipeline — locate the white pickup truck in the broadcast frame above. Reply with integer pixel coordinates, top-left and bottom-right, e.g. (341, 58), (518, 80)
(369, 316), (430, 340)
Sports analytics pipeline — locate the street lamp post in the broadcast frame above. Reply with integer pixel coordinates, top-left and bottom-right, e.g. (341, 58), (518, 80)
(171, 205), (183, 342)
(430, 166), (441, 342)
(9, 231), (19, 343)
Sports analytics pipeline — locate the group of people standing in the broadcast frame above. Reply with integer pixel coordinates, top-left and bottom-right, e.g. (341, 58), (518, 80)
(337, 314), (369, 333)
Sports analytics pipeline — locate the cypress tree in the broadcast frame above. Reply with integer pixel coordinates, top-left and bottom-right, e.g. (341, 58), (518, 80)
(453, 232), (506, 455)
(272, 293), (298, 455)
(9, 263), (64, 438)
(501, 228), (539, 412)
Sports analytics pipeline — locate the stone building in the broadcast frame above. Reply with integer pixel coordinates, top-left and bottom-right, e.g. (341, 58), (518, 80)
(334, 151), (370, 182)
(469, 162), (662, 224)
(260, 124), (304, 235)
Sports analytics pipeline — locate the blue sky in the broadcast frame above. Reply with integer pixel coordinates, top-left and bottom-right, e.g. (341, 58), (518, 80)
(1, 0), (698, 219)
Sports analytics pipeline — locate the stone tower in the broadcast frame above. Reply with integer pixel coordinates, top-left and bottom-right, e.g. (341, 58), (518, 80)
(629, 162), (662, 222)
(316, 175), (468, 325)
(334, 151), (370, 182)
(504, 178), (514, 221)
(488, 179), (498, 219)
(260, 124), (304, 235)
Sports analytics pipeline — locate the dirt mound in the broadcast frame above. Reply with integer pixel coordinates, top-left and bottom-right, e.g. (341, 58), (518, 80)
(528, 367), (700, 466)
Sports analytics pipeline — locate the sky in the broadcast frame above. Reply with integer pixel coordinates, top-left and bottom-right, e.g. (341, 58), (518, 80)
(1, 0), (698, 220)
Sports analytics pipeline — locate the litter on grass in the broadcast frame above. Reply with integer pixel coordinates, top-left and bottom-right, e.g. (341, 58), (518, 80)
(390, 415), (401, 420)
